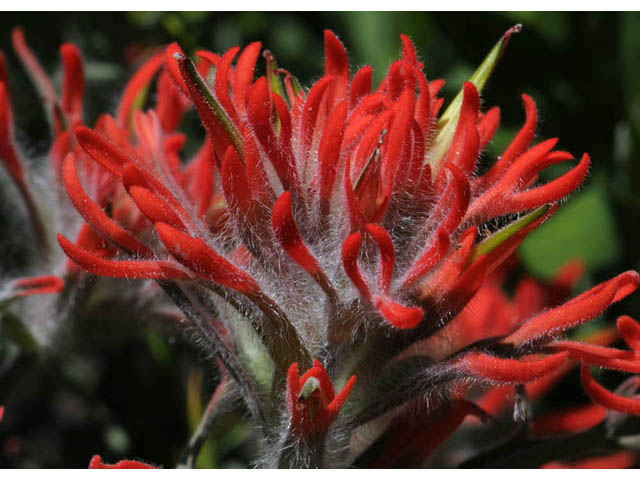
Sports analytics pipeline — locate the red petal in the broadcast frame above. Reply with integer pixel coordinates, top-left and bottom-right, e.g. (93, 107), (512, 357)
(120, 163), (194, 231)
(116, 51), (164, 129)
(550, 340), (639, 371)
(374, 296), (423, 329)
(618, 316), (640, 351)
(298, 365), (332, 406)
(440, 163), (471, 233)
(165, 42), (189, 96)
(220, 144), (252, 219)
(155, 222), (260, 294)
(272, 191), (332, 295)
(60, 43), (84, 119)
(195, 50), (221, 69)
(385, 61), (413, 101)
(11, 27), (57, 105)
(402, 228), (450, 288)
(341, 232), (371, 301)
(62, 154), (151, 256)
(468, 138), (558, 221)
(349, 66), (372, 110)
(325, 374), (356, 421)
(156, 70), (188, 132)
(462, 352), (569, 383)
(286, 363), (301, 427)
(382, 87), (414, 191)
(12, 275), (64, 297)
(214, 46), (240, 125)
(89, 455), (156, 469)
(443, 82), (479, 175)
(581, 364), (640, 416)
(552, 259), (586, 293)
(477, 106), (500, 150)
(311, 359), (335, 401)
(506, 271), (639, 346)
(272, 93), (292, 147)
(243, 133), (273, 203)
(300, 76), (335, 154)
(58, 234), (187, 280)
(233, 42), (261, 112)
(444, 254), (489, 314)
(365, 223), (395, 293)
(74, 125), (130, 176)
(531, 403), (607, 435)
(414, 71), (432, 137)
(499, 137), (559, 188)
(246, 77), (296, 191)
(481, 93), (537, 186)
(400, 34), (419, 68)
(508, 153), (590, 212)
(343, 156), (366, 233)
(318, 100), (347, 209)
(128, 185), (185, 230)
(324, 30), (349, 83)
(416, 227), (477, 301)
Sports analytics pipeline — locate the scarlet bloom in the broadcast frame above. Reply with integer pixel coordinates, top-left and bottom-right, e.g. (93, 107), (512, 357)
(89, 455), (156, 469)
(1, 26), (639, 468)
(287, 360), (356, 435)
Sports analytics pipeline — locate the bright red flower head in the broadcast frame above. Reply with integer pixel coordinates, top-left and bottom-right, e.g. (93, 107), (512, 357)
(2, 25), (639, 468)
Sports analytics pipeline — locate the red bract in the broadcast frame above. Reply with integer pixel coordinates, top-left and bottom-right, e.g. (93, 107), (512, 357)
(89, 455), (156, 469)
(287, 360), (356, 435)
(531, 403), (607, 436)
(2, 26), (639, 468)
(10, 276), (64, 297)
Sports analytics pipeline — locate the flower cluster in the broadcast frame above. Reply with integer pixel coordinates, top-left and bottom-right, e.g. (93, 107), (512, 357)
(1, 26), (639, 468)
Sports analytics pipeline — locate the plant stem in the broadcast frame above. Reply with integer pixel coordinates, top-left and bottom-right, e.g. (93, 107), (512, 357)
(179, 376), (234, 468)
(16, 180), (50, 258)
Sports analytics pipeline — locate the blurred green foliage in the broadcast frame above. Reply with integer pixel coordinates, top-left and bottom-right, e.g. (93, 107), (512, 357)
(1, 12), (640, 468)
(520, 178), (620, 279)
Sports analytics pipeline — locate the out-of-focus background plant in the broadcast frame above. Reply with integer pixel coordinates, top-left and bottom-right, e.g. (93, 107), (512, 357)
(0, 11), (639, 468)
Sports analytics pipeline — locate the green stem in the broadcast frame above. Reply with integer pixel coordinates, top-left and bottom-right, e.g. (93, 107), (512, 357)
(179, 377), (235, 468)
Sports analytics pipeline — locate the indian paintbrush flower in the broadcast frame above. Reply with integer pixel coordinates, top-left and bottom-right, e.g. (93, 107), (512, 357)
(1, 25), (640, 468)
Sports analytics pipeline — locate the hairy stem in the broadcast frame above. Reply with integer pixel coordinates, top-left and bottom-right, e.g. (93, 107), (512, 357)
(158, 281), (264, 423)
(179, 376), (236, 468)
(16, 180), (50, 258)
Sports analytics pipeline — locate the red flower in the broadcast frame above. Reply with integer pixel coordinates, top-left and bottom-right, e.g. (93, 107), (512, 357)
(2, 25), (639, 468)
(89, 455), (156, 469)
(287, 360), (356, 435)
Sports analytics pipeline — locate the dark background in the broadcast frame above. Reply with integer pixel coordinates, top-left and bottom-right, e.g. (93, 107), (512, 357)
(0, 12), (639, 467)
